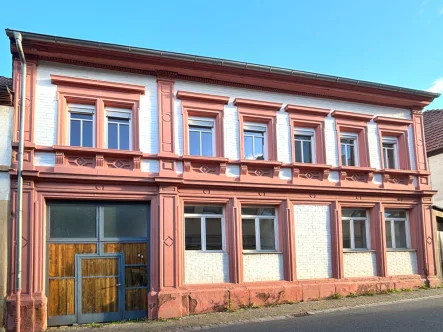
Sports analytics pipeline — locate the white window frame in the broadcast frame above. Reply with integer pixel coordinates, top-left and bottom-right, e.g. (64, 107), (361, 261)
(385, 210), (411, 249)
(294, 127), (316, 163)
(382, 136), (399, 169)
(105, 107), (132, 150)
(342, 209), (370, 250)
(243, 122), (268, 160)
(242, 208), (278, 252)
(340, 133), (359, 167)
(188, 117), (216, 157)
(184, 208), (225, 252)
(67, 103), (96, 147)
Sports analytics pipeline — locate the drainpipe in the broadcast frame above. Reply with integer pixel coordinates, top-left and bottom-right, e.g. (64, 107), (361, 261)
(13, 31), (26, 332)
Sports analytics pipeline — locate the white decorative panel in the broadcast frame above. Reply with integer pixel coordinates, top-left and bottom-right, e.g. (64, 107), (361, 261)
(343, 251), (377, 277)
(185, 252), (229, 284)
(243, 253), (284, 282)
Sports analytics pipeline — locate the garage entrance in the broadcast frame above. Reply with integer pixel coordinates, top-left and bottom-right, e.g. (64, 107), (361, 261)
(46, 201), (150, 326)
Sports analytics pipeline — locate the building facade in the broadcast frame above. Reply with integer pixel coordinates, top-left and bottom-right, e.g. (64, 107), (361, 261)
(4, 30), (441, 331)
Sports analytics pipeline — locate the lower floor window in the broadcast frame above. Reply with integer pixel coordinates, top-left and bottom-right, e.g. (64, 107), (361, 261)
(242, 207), (277, 251)
(184, 206), (224, 251)
(385, 209), (409, 249)
(342, 209), (369, 249)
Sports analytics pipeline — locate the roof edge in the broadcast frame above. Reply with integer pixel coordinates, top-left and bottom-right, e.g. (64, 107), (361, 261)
(5, 29), (440, 100)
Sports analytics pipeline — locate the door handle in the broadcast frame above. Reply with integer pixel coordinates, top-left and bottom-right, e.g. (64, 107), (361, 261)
(116, 284), (121, 287)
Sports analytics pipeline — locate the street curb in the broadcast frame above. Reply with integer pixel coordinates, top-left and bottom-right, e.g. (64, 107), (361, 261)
(168, 293), (443, 331)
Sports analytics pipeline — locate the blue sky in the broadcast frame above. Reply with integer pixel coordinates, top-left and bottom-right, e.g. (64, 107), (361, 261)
(1, 0), (443, 109)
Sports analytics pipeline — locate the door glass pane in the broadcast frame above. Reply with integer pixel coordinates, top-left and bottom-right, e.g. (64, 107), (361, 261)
(302, 140), (312, 163)
(125, 266), (148, 287)
(260, 219), (275, 250)
(49, 202), (97, 238)
(108, 122), (118, 149)
(185, 217), (201, 250)
(242, 219), (256, 250)
(70, 119), (81, 146)
(119, 123), (130, 150)
(295, 140), (302, 163)
(103, 203), (149, 238)
(385, 221), (392, 248)
(82, 120), (93, 147)
(394, 220), (407, 248)
(244, 135), (254, 159)
(354, 220), (367, 248)
(342, 220), (351, 248)
(206, 218), (222, 250)
(189, 130), (201, 156)
(201, 131), (213, 157)
(254, 136), (264, 160)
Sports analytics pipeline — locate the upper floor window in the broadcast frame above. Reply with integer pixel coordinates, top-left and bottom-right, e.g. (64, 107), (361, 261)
(385, 210), (410, 249)
(188, 118), (215, 157)
(106, 108), (131, 150)
(382, 137), (399, 169)
(68, 104), (95, 148)
(340, 133), (358, 166)
(342, 209), (369, 249)
(244, 123), (267, 160)
(184, 205), (225, 251)
(242, 207), (277, 251)
(294, 128), (315, 163)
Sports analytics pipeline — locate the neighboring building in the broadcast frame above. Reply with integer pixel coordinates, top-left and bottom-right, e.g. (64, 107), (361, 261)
(0, 76), (13, 332)
(423, 110), (443, 278)
(4, 29), (441, 331)
(424, 109), (443, 207)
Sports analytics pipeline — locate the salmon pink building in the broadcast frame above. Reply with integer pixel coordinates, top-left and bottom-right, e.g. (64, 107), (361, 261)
(4, 29), (441, 331)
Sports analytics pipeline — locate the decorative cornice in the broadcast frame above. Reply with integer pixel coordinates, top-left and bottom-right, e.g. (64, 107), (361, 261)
(233, 98), (282, 110)
(331, 110), (373, 122)
(176, 91), (230, 104)
(373, 116), (413, 126)
(50, 74), (146, 94)
(285, 104), (331, 116)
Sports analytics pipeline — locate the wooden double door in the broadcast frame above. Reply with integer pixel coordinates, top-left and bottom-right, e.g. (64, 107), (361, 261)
(47, 201), (150, 326)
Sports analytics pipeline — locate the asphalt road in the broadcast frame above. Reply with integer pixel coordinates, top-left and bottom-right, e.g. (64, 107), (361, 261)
(207, 297), (443, 332)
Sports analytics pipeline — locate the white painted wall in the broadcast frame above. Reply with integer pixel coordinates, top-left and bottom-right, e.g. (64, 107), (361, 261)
(343, 251), (377, 277)
(34, 152), (56, 167)
(0, 105), (12, 167)
(243, 253), (284, 282)
(387, 251), (418, 276)
(429, 153), (443, 207)
(185, 252), (229, 284)
(294, 205), (332, 279)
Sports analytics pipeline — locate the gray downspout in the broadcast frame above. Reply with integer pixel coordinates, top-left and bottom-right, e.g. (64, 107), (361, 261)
(13, 31), (26, 332)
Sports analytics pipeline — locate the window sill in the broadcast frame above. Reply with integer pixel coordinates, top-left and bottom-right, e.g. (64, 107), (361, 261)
(238, 159), (282, 167)
(242, 251), (282, 254)
(336, 166), (376, 172)
(182, 155), (229, 163)
(51, 145), (142, 157)
(185, 250), (226, 254)
(380, 169), (418, 175)
(343, 249), (375, 253)
(290, 163), (331, 170)
(386, 248), (416, 252)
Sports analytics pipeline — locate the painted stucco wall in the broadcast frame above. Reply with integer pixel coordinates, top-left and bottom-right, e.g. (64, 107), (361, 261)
(184, 252), (229, 284)
(243, 253), (284, 282)
(343, 251), (377, 277)
(294, 205), (332, 279)
(0, 104), (12, 331)
(387, 251), (418, 276)
(429, 153), (443, 207)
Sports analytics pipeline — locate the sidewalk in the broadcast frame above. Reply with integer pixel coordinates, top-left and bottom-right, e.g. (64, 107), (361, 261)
(49, 287), (443, 332)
